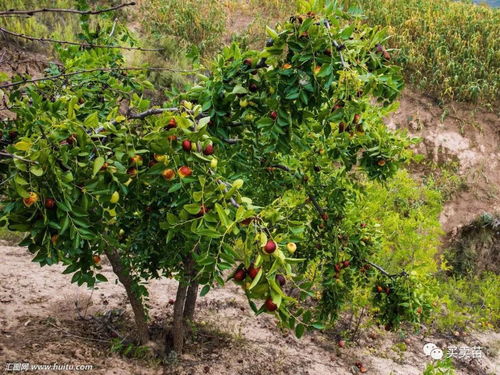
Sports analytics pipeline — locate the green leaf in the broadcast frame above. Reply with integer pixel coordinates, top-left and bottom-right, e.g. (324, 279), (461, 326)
(60, 216), (70, 235)
(192, 191), (203, 202)
(71, 271), (81, 284)
(215, 203), (230, 228)
(166, 213), (178, 225)
(196, 228), (222, 238)
(295, 324), (305, 338)
(317, 64), (333, 78)
(14, 141), (31, 151)
(168, 183), (182, 193)
(29, 166), (44, 176)
(84, 112), (99, 128)
(96, 274), (108, 282)
(248, 268), (263, 290)
(198, 116), (211, 128)
(232, 85), (248, 95)
(14, 175), (28, 185)
(339, 25), (354, 40)
(184, 203), (201, 215)
(200, 285), (210, 297)
(265, 26), (279, 39)
(68, 96), (78, 119)
(92, 156), (105, 177)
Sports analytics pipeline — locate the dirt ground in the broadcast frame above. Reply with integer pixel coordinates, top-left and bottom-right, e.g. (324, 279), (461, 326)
(0, 242), (499, 375)
(389, 90), (500, 233)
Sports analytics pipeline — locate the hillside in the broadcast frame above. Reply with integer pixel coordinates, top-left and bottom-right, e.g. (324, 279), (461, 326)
(0, 1), (499, 374)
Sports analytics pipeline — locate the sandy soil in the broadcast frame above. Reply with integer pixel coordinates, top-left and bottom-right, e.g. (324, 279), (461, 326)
(1, 242), (499, 375)
(389, 90), (500, 233)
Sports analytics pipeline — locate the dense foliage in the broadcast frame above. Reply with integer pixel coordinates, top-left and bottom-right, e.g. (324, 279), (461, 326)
(0, 1), (436, 348)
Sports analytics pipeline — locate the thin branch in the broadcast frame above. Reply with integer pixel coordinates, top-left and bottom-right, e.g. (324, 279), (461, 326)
(105, 107), (180, 127)
(0, 151), (38, 164)
(0, 2), (135, 16)
(324, 20), (347, 68)
(109, 18), (117, 37)
(127, 107), (179, 120)
(0, 27), (163, 51)
(270, 164), (291, 172)
(308, 193), (325, 217)
(365, 261), (408, 279)
(214, 177), (240, 208)
(228, 121), (244, 127)
(0, 66), (194, 89)
(222, 138), (240, 144)
(262, 162), (325, 218)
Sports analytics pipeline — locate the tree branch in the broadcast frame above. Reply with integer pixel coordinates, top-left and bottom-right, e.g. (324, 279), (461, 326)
(262, 163), (326, 218)
(270, 164), (291, 172)
(213, 177), (240, 208)
(0, 66), (194, 89)
(0, 27), (162, 51)
(127, 107), (179, 120)
(365, 261), (408, 279)
(0, 151), (38, 164)
(307, 193), (325, 217)
(324, 20), (347, 68)
(0, 2), (135, 16)
(222, 138), (240, 144)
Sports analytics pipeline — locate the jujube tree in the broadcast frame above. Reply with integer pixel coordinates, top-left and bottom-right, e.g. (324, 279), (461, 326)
(0, 0), (431, 354)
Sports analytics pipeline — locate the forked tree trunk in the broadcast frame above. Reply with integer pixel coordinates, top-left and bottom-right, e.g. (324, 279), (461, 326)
(104, 248), (150, 344)
(170, 255), (199, 354)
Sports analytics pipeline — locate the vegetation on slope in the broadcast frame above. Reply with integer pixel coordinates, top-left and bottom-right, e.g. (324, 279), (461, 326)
(348, 0), (500, 106)
(0, 0), (498, 348)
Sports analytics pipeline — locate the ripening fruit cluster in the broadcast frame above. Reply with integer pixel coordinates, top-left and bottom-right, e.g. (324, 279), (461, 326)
(229, 240), (299, 313)
(94, 116), (220, 188)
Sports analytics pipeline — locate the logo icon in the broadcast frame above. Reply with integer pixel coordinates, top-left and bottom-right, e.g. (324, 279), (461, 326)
(423, 342), (443, 360)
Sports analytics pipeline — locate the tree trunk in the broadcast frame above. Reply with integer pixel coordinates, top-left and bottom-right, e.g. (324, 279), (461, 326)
(183, 280), (199, 323)
(104, 248), (150, 344)
(172, 280), (188, 353)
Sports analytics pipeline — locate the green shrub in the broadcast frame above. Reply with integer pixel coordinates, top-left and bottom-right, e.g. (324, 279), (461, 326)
(346, 0), (500, 106)
(423, 357), (456, 375)
(430, 271), (500, 331)
(349, 170), (443, 274)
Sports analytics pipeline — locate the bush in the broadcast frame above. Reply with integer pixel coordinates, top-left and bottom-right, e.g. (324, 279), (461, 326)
(423, 357), (456, 375)
(350, 170), (443, 274)
(431, 272), (500, 331)
(140, 0), (226, 57)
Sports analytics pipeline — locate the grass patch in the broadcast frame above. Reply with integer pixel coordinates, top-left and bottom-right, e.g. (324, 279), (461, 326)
(347, 0), (499, 106)
(0, 1), (123, 52)
(0, 226), (24, 244)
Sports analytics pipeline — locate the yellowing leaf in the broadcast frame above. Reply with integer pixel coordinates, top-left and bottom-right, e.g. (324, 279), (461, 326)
(14, 141), (31, 151)
(110, 191), (120, 204)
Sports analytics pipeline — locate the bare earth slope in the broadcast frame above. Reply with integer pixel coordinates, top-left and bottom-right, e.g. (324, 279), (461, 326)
(1, 243), (499, 375)
(390, 90), (500, 233)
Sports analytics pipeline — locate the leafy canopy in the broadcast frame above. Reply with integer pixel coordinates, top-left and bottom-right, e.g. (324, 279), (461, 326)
(0, 1), (431, 335)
